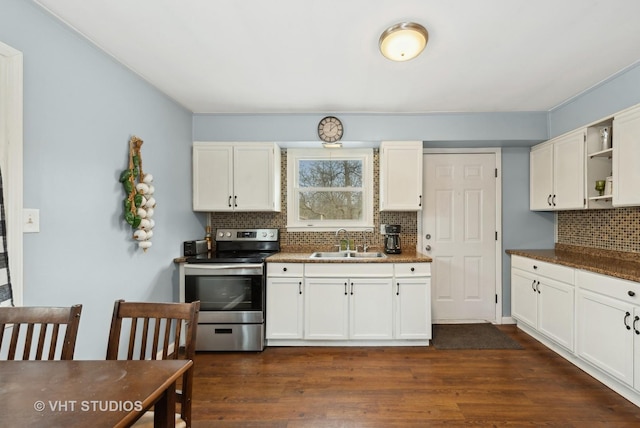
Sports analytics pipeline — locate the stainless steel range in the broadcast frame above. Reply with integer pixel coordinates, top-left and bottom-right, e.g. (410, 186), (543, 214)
(183, 228), (279, 351)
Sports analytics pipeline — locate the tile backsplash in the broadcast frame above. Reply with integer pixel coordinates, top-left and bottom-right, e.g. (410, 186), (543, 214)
(557, 207), (640, 253)
(208, 150), (418, 251)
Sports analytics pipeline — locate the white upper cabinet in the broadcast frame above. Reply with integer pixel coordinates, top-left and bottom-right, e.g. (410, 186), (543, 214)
(530, 143), (554, 210)
(612, 105), (640, 207)
(192, 142), (281, 212)
(530, 129), (585, 210)
(379, 141), (423, 211)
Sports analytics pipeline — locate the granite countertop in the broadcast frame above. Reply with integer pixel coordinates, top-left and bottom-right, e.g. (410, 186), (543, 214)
(506, 244), (640, 283)
(174, 247), (432, 264)
(266, 247), (432, 264)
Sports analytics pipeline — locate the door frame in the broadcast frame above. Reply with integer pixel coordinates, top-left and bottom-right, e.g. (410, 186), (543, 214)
(0, 41), (24, 306)
(419, 148), (503, 324)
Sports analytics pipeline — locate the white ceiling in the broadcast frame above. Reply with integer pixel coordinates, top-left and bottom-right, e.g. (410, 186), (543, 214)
(35, 0), (640, 114)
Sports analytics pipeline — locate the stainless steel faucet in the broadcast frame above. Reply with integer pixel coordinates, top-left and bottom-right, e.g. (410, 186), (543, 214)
(362, 228), (374, 252)
(335, 228), (350, 252)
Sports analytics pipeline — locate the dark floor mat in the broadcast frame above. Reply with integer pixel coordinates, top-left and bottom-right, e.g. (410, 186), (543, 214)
(431, 323), (523, 350)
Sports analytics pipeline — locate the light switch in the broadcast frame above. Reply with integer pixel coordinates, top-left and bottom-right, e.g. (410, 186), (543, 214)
(23, 209), (40, 233)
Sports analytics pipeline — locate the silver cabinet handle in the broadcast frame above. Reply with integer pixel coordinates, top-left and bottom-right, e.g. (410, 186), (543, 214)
(298, 281), (302, 295)
(396, 282), (400, 296)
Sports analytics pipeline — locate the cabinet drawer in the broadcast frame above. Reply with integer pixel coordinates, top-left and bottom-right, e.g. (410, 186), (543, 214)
(511, 256), (574, 284)
(267, 263), (304, 277)
(394, 263), (431, 277)
(577, 269), (640, 306)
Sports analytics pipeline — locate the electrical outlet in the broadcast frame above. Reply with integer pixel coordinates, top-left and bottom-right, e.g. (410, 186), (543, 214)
(380, 224), (386, 234)
(23, 209), (40, 233)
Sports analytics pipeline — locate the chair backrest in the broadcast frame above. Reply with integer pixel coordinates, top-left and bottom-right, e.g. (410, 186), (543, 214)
(0, 304), (82, 360)
(106, 299), (200, 361)
(106, 299), (200, 427)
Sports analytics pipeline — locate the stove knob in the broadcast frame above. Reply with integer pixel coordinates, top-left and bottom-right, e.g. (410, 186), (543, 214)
(225, 232), (231, 237)
(269, 232), (275, 237)
(218, 232), (224, 237)
(262, 232), (267, 237)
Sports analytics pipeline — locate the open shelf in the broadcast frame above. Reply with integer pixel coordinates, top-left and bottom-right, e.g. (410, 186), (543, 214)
(588, 148), (613, 159)
(588, 195), (612, 201)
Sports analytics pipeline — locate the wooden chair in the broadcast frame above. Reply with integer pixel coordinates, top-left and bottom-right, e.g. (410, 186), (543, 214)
(0, 304), (82, 360)
(106, 299), (200, 428)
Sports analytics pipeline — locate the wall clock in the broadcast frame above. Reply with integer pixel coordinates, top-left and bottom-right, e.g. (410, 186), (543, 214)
(318, 116), (344, 143)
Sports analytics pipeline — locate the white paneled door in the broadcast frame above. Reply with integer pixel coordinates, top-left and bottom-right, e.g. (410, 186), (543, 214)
(422, 153), (497, 322)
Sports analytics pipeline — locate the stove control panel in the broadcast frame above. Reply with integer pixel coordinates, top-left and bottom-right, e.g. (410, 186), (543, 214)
(215, 228), (279, 242)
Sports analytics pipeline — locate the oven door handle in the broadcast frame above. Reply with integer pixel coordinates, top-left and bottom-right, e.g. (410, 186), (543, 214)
(186, 263), (263, 270)
(184, 263), (264, 275)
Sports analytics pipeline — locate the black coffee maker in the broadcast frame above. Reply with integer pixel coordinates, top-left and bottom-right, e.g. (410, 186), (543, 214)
(384, 224), (401, 254)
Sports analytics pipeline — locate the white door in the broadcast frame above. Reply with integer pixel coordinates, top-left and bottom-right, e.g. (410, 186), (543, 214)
(0, 42), (23, 306)
(422, 153), (498, 322)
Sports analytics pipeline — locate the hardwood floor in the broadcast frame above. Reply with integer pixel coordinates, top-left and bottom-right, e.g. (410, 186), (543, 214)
(191, 325), (640, 427)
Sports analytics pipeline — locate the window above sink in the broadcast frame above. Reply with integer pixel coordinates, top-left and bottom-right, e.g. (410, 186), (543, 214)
(286, 149), (374, 232)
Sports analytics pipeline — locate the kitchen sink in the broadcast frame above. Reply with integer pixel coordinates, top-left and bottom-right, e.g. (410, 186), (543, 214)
(309, 251), (387, 259)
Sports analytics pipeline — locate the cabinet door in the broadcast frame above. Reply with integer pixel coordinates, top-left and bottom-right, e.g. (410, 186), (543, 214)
(233, 144), (278, 211)
(511, 268), (538, 328)
(380, 141), (423, 211)
(537, 277), (574, 351)
(553, 129), (585, 210)
(576, 288), (634, 387)
(349, 278), (393, 340)
(304, 278), (349, 340)
(613, 106), (640, 207)
(266, 277), (303, 339)
(192, 143), (233, 211)
(530, 143), (553, 210)
(635, 307), (640, 393)
(395, 277), (431, 339)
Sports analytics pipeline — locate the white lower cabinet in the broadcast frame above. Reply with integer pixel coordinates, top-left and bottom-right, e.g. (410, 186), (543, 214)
(394, 264), (431, 339)
(304, 263), (393, 340)
(266, 263), (304, 339)
(511, 256), (574, 351)
(576, 270), (640, 391)
(266, 261), (431, 345)
(510, 255), (640, 407)
(304, 276), (393, 340)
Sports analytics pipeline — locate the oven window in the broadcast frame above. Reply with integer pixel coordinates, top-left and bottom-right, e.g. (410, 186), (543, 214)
(185, 275), (263, 311)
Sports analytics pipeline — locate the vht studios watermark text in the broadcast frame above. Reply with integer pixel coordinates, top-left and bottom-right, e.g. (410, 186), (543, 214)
(34, 400), (143, 412)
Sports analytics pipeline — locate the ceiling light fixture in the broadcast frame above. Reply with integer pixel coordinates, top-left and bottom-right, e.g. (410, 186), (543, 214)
(379, 22), (429, 62)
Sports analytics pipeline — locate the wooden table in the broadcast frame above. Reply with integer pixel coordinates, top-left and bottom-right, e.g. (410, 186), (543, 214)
(0, 359), (192, 427)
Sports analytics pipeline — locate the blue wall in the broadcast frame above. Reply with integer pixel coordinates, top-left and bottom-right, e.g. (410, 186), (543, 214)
(1, 0), (203, 359)
(194, 112), (548, 144)
(549, 62), (640, 137)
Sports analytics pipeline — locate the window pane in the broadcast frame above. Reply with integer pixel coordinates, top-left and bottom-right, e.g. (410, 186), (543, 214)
(299, 160), (362, 188)
(298, 191), (363, 220)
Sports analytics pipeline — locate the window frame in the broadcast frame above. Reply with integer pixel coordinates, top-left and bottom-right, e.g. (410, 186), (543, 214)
(286, 148), (374, 232)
